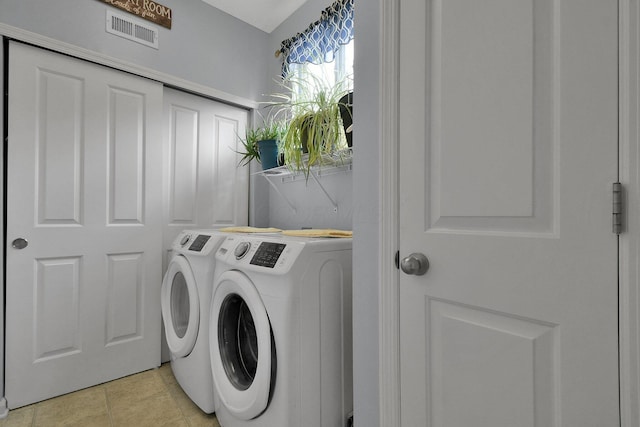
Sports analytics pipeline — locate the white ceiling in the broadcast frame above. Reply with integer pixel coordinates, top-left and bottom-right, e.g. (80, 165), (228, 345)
(201, 0), (309, 33)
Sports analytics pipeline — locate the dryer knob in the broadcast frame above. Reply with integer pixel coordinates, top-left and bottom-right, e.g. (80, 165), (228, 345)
(180, 234), (191, 246)
(234, 242), (251, 259)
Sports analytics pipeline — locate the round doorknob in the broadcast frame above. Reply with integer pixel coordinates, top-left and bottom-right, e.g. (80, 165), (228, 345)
(400, 253), (429, 276)
(12, 238), (28, 250)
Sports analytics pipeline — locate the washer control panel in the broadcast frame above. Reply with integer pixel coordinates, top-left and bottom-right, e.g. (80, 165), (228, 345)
(172, 231), (217, 255)
(188, 234), (211, 252)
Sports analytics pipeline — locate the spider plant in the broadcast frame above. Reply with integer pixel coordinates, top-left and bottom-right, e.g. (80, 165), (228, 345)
(236, 116), (286, 169)
(265, 70), (352, 177)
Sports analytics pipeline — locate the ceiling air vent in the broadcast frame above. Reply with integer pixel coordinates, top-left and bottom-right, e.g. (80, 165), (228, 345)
(106, 10), (159, 49)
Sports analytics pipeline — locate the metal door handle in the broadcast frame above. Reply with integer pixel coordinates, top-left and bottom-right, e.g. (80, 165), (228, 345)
(12, 238), (28, 250)
(400, 253), (429, 276)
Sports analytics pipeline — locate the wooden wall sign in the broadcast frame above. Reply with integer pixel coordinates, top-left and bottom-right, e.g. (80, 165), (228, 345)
(99, 0), (172, 29)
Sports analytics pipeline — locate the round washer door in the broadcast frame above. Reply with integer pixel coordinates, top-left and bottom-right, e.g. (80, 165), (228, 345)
(161, 255), (199, 358)
(210, 270), (273, 421)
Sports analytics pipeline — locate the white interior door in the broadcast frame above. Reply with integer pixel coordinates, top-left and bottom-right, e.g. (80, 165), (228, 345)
(162, 87), (249, 266)
(6, 42), (163, 408)
(399, 1), (619, 426)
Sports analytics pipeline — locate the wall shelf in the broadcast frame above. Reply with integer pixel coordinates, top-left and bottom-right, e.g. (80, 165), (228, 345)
(254, 160), (353, 213)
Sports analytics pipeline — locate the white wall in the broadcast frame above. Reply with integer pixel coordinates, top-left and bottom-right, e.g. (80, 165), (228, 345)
(265, 170), (353, 230)
(0, 0), (271, 102)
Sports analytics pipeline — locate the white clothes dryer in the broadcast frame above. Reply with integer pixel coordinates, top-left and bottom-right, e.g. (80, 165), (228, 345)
(161, 230), (229, 413)
(209, 234), (353, 427)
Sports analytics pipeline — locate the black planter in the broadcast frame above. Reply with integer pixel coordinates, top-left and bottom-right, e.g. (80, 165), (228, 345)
(339, 91), (353, 147)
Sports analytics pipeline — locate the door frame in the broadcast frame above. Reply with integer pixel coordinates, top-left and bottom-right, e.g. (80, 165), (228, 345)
(0, 38), (6, 419)
(378, 0), (639, 426)
(377, 0), (401, 426)
(619, 0), (640, 425)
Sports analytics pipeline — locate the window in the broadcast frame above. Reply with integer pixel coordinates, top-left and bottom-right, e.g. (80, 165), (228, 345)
(273, 0), (355, 158)
(289, 39), (354, 96)
(278, 0), (354, 88)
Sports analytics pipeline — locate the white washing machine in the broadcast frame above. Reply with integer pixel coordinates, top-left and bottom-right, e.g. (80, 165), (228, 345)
(161, 229), (229, 413)
(209, 234), (353, 427)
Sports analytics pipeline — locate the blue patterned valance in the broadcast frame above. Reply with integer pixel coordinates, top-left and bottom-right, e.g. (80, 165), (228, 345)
(278, 0), (354, 76)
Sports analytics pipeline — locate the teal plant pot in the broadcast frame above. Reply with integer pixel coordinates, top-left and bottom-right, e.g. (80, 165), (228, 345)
(257, 139), (279, 170)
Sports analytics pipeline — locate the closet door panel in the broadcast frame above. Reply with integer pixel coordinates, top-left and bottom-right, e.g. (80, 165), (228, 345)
(6, 41), (163, 408)
(162, 88), (248, 262)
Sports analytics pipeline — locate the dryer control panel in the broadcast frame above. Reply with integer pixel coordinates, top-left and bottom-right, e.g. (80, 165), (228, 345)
(250, 242), (286, 268)
(216, 236), (305, 274)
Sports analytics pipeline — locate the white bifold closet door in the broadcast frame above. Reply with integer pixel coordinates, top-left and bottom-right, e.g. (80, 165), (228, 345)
(5, 41), (163, 408)
(159, 88), (249, 363)
(162, 87), (249, 269)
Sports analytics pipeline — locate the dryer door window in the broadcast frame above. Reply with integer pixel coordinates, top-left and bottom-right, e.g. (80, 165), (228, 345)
(210, 270), (275, 421)
(161, 255), (199, 357)
(219, 293), (259, 390)
(170, 271), (191, 338)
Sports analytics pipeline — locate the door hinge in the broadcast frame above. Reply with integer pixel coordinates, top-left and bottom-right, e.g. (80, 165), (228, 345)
(613, 182), (623, 235)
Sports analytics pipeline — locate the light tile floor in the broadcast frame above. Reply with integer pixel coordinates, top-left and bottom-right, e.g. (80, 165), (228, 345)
(0, 364), (220, 427)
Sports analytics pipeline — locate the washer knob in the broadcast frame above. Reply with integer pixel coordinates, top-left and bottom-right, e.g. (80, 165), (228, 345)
(179, 234), (190, 246)
(234, 242), (251, 259)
